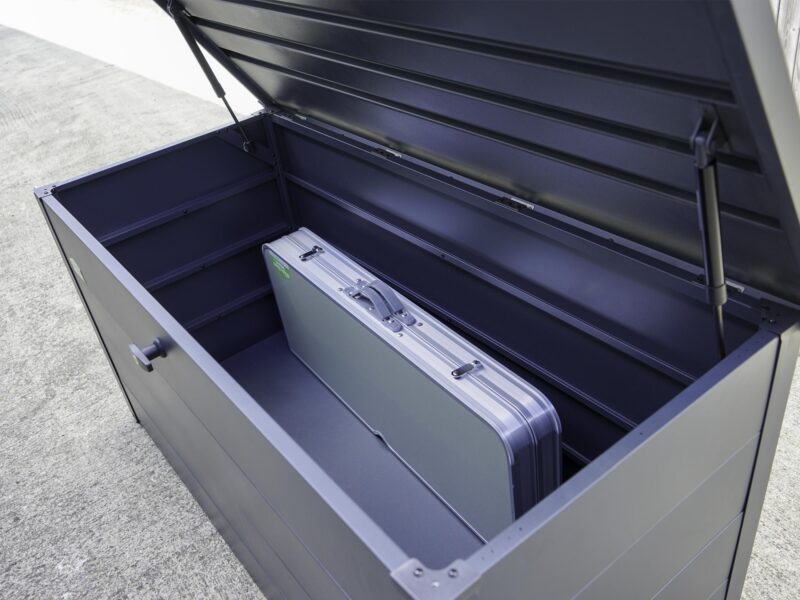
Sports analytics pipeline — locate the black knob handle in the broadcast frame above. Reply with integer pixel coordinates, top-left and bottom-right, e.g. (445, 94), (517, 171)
(129, 338), (166, 372)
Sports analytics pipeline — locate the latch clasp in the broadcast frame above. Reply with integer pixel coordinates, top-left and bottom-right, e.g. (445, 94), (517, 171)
(299, 245), (324, 261)
(451, 360), (482, 379)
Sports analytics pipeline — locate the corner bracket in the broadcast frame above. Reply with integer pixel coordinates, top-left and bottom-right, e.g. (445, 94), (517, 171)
(391, 559), (480, 599)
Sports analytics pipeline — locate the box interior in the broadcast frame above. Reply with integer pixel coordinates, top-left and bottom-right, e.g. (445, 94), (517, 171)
(51, 114), (765, 568)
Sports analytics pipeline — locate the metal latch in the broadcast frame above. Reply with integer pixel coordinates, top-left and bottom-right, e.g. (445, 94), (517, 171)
(496, 195), (536, 214)
(451, 360), (482, 379)
(299, 245), (324, 261)
(373, 146), (403, 159)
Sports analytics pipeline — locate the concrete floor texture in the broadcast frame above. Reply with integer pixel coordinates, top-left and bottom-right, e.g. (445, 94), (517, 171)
(0, 8), (799, 600)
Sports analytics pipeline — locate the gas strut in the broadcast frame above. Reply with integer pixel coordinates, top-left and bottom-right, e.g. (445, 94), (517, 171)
(691, 117), (727, 358)
(167, 0), (253, 153)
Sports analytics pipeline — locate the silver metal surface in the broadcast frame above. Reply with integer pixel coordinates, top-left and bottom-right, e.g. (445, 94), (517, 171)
(265, 228), (561, 539)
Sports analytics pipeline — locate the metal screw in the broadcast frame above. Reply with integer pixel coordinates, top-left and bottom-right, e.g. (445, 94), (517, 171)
(413, 567), (424, 578)
(769, 318), (777, 324)
(448, 568), (459, 578)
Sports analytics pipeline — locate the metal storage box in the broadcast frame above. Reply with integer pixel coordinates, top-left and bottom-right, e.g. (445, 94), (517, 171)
(35, 1), (800, 598)
(266, 228), (561, 540)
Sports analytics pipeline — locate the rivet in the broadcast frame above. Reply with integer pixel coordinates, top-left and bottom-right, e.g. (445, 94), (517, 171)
(448, 568), (459, 578)
(769, 318), (777, 324)
(413, 567), (424, 578)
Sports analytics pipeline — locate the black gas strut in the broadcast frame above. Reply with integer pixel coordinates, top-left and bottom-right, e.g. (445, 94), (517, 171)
(691, 116), (727, 358)
(167, 0), (253, 152)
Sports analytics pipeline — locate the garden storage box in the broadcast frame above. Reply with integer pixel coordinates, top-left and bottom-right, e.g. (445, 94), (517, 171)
(35, 1), (800, 598)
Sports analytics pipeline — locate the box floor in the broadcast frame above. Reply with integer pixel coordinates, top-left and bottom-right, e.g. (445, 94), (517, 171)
(0, 23), (797, 600)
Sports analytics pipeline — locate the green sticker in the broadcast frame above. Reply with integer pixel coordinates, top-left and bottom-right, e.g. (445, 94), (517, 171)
(270, 254), (291, 280)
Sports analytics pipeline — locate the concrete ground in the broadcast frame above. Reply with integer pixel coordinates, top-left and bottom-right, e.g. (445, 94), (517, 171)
(0, 7), (799, 600)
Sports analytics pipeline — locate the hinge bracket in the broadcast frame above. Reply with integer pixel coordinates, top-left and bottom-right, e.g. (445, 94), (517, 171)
(167, 0), (254, 153)
(691, 115), (727, 358)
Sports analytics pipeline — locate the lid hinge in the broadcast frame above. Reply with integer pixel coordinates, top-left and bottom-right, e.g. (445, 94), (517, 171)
(691, 115), (727, 358)
(167, 0), (254, 153)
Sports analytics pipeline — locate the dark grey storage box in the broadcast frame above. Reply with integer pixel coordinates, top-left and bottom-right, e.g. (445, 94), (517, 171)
(35, 1), (800, 598)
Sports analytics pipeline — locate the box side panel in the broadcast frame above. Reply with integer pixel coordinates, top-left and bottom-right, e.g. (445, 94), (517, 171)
(34, 190), (139, 422)
(571, 438), (757, 600)
(651, 515), (743, 600)
(465, 330), (780, 600)
(724, 323), (800, 599)
(709, 582), (730, 600)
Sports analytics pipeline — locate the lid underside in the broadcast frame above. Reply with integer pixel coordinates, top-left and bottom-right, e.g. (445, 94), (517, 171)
(160, 0), (800, 305)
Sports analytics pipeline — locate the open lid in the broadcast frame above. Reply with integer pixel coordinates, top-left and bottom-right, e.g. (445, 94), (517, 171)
(160, 0), (800, 305)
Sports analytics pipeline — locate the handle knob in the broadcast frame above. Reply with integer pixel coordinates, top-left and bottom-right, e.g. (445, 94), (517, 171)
(129, 338), (166, 372)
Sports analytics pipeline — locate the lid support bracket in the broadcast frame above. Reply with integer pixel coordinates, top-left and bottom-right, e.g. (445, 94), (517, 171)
(167, 0), (254, 153)
(691, 116), (727, 358)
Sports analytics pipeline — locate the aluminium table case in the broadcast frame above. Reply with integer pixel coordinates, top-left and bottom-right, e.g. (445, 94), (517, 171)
(35, 1), (800, 599)
(266, 228), (561, 540)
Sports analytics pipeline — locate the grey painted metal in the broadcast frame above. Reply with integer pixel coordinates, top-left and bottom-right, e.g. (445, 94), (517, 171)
(272, 116), (759, 386)
(39, 195), (414, 600)
(266, 228), (560, 539)
(37, 110), (800, 599)
(709, 581), (731, 600)
(724, 322), (800, 599)
(268, 113), (770, 322)
(75, 291), (320, 599)
(572, 437), (758, 600)
(36, 2), (800, 595)
(651, 515), (743, 600)
(34, 185), (139, 422)
(223, 334), (482, 567)
(460, 330), (780, 599)
(175, 0), (800, 305)
(130, 386), (290, 599)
